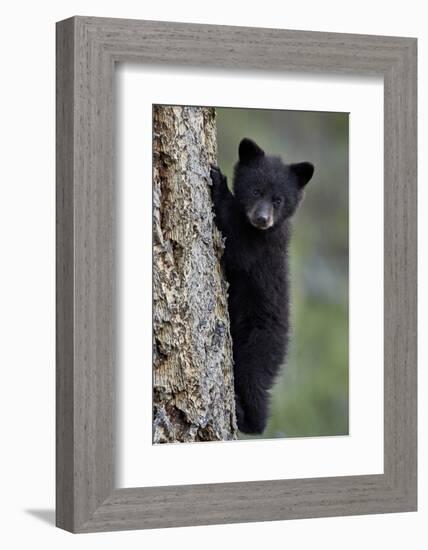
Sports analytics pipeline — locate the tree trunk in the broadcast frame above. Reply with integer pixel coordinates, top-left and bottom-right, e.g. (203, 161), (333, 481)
(152, 105), (237, 443)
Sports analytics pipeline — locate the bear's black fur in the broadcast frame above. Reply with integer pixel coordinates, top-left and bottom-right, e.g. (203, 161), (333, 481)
(210, 138), (314, 434)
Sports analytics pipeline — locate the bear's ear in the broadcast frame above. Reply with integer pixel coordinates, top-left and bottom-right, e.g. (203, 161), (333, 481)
(239, 138), (265, 165)
(290, 162), (314, 188)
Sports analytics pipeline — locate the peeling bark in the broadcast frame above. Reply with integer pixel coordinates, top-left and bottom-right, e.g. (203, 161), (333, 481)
(153, 105), (237, 443)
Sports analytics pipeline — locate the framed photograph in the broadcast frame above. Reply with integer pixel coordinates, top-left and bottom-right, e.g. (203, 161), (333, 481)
(56, 16), (417, 532)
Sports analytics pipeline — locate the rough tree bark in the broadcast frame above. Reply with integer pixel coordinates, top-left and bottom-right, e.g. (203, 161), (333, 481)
(153, 105), (237, 443)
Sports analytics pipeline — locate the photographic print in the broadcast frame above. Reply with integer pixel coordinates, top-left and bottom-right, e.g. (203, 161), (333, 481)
(153, 104), (348, 443)
(56, 17), (416, 531)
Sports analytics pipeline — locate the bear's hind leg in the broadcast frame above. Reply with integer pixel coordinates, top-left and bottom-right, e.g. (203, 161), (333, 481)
(234, 382), (270, 435)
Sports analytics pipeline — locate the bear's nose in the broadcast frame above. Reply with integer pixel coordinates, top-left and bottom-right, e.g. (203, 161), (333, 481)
(256, 214), (268, 226)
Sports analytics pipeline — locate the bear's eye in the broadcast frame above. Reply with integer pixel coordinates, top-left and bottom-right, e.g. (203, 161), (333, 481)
(273, 197), (282, 207)
(252, 189), (262, 197)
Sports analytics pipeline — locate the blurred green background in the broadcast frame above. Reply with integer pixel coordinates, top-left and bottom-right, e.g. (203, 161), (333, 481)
(216, 107), (349, 439)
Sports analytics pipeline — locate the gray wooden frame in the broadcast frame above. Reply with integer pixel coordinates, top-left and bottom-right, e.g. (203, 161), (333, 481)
(56, 16), (417, 533)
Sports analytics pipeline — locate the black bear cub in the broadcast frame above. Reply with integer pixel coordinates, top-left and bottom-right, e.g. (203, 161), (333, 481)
(210, 138), (314, 434)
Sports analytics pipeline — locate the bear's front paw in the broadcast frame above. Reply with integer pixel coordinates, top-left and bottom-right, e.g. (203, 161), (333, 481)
(210, 165), (229, 207)
(210, 164), (224, 188)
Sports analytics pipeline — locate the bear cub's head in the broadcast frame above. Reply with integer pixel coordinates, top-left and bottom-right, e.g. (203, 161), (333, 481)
(233, 138), (314, 231)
